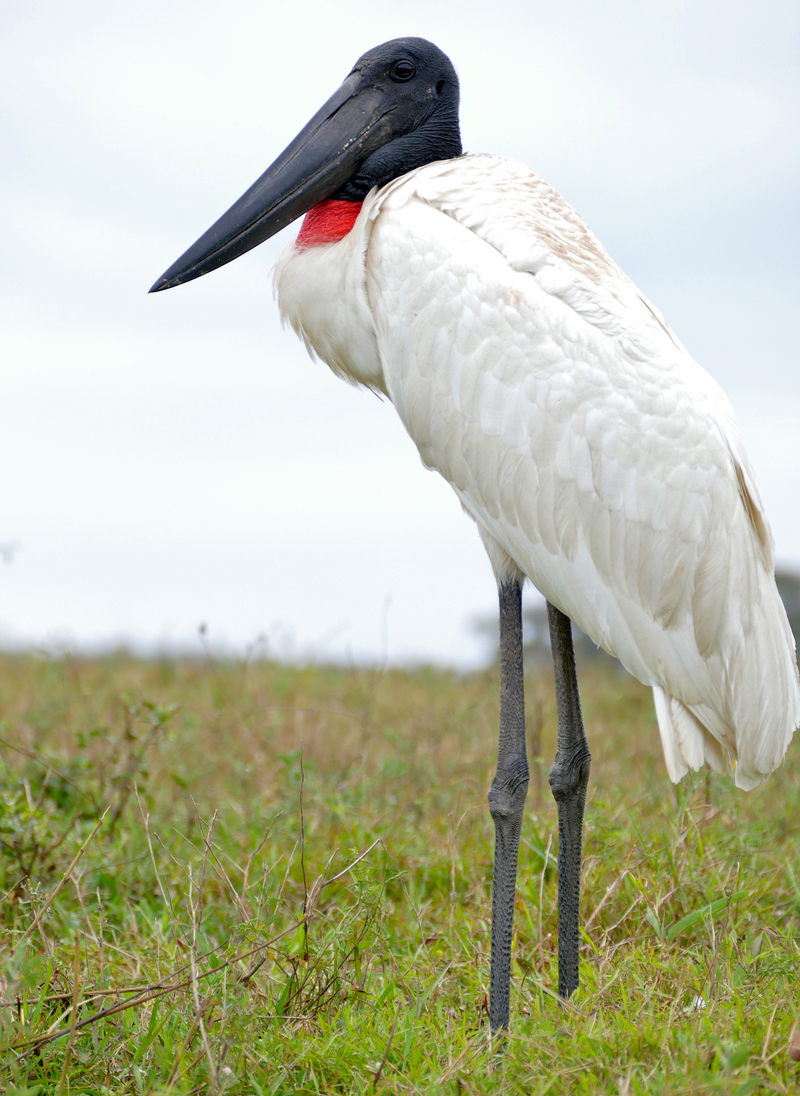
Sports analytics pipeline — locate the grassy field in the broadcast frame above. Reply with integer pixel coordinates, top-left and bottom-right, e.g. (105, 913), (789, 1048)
(0, 651), (798, 1094)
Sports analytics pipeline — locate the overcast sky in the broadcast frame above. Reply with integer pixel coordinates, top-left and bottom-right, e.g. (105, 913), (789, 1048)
(1, 0), (798, 666)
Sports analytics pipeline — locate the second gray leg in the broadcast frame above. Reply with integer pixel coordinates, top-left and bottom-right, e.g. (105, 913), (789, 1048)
(546, 602), (591, 1000)
(488, 578), (529, 1033)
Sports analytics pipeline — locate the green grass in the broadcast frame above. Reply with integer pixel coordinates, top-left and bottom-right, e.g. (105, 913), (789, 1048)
(0, 651), (798, 1094)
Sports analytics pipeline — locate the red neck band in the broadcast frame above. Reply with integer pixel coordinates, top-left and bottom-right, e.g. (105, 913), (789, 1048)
(295, 199), (363, 251)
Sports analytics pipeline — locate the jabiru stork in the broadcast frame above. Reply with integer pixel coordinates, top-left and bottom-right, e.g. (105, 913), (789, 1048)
(150, 37), (800, 1031)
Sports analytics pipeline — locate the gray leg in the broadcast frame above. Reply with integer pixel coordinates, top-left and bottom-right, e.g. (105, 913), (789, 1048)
(546, 602), (591, 999)
(488, 578), (529, 1033)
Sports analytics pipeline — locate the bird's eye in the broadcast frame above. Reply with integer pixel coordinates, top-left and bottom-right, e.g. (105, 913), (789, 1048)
(391, 60), (416, 82)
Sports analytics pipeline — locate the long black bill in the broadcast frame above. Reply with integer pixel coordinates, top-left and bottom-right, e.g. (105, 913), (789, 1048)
(149, 75), (392, 293)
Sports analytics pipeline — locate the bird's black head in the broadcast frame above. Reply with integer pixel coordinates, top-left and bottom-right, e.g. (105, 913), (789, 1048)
(149, 37), (461, 292)
(331, 37), (461, 201)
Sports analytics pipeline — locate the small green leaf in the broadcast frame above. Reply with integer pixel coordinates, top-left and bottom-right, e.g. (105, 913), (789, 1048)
(732, 1079), (761, 1095)
(727, 1042), (752, 1071)
(646, 906), (664, 940)
(667, 889), (748, 942)
(377, 977), (395, 1004)
(131, 1000), (175, 1067)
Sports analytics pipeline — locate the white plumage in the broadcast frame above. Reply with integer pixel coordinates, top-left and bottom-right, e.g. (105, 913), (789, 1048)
(275, 153), (799, 791)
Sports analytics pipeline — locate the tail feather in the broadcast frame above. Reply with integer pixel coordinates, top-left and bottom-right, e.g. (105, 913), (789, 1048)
(653, 570), (800, 791)
(652, 687), (727, 783)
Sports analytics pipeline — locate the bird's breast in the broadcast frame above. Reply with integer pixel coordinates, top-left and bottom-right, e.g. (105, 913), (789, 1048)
(273, 197), (385, 392)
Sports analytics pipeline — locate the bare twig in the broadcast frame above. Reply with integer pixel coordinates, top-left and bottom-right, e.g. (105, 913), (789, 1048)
(170, 811), (251, 923)
(372, 1003), (401, 1090)
(193, 803), (219, 935)
(761, 998), (783, 1061)
(323, 840), (383, 888)
(299, 751), (309, 961)
(528, 693), (543, 809)
(12, 918), (308, 1056)
(31, 809), (82, 874)
(276, 840), (299, 907)
(18, 809), (108, 947)
(585, 869), (630, 930)
(241, 812), (284, 906)
(203, 845), (251, 923)
(135, 784), (175, 921)
(165, 1009), (203, 1087)
(189, 811), (219, 1093)
(57, 935), (81, 1094)
(537, 833), (552, 962)
(0, 736), (84, 793)
(70, 873), (99, 945)
(13, 835), (391, 1056)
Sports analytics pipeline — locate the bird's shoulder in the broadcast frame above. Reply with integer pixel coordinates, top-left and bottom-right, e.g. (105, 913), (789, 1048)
(374, 153), (619, 284)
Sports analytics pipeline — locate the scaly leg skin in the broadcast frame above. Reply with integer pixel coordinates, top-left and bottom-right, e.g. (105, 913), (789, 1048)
(546, 602), (591, 999)
(488, 578), (529, 1035)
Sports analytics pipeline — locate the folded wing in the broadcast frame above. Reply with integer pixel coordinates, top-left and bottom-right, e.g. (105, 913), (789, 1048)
(365, 155), (799, 788)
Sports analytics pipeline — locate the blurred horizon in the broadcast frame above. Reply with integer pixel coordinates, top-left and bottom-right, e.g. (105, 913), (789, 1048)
(2, 0), (799, 669)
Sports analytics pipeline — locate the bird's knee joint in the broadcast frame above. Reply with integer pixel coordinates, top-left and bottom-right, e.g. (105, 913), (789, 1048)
(488, 756), (529, 818)
(548, 748), (591, 804)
